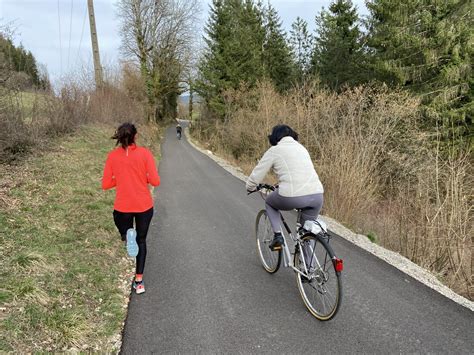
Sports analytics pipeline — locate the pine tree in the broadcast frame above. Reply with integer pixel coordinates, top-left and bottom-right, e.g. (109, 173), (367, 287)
(0, 35), (45, 89)
(312, 0), (364, 90)
(289, 17), (313, 83)
(238, 0), (266, 84)
(197, 0), (266, 117)
(24, 51), (40, 86)
(196, 0), (229, 115)
(262, 4), (295, 91)
(366, 0), (473, 141)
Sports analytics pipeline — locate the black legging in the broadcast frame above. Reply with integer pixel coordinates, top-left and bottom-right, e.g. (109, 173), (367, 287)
(113, 207), (154, 274)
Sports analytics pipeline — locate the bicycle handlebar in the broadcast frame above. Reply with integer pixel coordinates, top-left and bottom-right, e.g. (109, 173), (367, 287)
(247, 183), (277, 195)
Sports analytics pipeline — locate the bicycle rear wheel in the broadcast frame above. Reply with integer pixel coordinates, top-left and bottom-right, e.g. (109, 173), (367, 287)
(255, 209), (281, 273)
(295, 233), (342, 320)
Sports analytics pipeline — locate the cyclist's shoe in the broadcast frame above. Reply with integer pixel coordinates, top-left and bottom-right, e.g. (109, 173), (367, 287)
(132, 280), (145, 294)
(269, 233), (284, 251)
(126, 228), (139, 257)
(301, 275), (311, 283)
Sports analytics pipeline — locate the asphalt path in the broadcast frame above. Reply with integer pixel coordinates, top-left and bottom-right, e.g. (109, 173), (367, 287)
(121, 126), (473, 354)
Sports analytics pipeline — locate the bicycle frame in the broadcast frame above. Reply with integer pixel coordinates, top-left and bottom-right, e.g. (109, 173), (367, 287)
(279, 212), (322, 279)
(251, 184), (328, 280)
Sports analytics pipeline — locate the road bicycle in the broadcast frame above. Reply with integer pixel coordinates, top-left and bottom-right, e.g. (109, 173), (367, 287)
(249, 184), (343, 321)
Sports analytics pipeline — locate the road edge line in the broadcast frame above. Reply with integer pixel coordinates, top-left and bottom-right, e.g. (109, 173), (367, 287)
(185, 128), (474, 312)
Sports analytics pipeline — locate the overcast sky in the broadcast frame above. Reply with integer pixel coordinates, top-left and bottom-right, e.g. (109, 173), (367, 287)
(0, 0), (368, 84)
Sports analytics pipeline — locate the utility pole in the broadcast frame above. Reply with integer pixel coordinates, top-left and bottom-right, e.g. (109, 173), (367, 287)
(87, 0), (103, 90)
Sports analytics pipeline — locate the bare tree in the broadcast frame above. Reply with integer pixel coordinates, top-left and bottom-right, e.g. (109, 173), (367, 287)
(117, 0), (200, 121)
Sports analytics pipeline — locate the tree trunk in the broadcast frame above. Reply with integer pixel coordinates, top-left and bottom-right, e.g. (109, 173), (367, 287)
(189, 82), (194, 120)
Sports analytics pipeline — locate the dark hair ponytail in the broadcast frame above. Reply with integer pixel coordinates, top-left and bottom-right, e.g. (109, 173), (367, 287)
(112, 123), (137, 148)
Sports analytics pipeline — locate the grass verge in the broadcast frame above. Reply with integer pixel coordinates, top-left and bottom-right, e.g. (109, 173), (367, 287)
(0, 122), (162, 351)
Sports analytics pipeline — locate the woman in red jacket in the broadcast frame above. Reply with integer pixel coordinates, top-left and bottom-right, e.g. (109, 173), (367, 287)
(102, 123), (160, 294)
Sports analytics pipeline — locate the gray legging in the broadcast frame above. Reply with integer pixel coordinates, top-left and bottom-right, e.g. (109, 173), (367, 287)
(265, 190), (324, 233)
(266, 190), (324, 272)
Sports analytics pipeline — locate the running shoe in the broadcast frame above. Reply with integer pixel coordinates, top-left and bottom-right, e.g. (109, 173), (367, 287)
(126, 228), (139, 257)
(132, 280), (145, 294)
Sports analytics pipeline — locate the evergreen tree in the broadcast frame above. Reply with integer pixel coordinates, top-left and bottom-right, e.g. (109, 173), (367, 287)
(238, 0), (266, 83)
(366, 0), (473, 141)
(197, 0), (266, 117)
(262, 4), (295, 91)
(0, 35), (45, 89)
(197, 0), (236, 115)
(312, 0), (364, 90)
(289, 17), (313, 83)
(24, 51), (40, 86)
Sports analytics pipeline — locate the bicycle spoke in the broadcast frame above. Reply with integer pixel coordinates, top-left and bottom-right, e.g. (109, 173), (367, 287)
(323, 287), (336, 306)
(296, 235), (341, 320)
(320, 289), (327, 314)
(256, 210), (281, 273)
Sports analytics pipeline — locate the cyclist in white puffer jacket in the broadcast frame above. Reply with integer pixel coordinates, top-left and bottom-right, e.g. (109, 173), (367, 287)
(246, 124), (324, 251)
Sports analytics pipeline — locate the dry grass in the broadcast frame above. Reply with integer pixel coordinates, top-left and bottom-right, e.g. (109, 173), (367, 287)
(191, 81), (473, 299)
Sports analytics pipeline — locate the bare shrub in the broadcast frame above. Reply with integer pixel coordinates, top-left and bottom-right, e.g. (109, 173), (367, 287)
(0, 88), (34, 162)
(383, 150), (473, 297)
(5, 71), (31, 91)
(193, 81), (473, 299)
(307, 86), (420, 224)
(44, 85), (90, 136)
(1, 62), (146, 163)
(89, 85), (144, 124)
(85, 63), (146, 123)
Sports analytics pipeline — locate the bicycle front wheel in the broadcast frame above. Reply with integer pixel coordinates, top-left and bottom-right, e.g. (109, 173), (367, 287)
(255, 209), (281, 273)
(295, 233), (342, 320)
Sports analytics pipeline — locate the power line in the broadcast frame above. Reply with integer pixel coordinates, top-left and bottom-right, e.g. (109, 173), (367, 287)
(57, 0), (62, 74)
(75, 3), (88, 69)
(67, 0), (74, 69)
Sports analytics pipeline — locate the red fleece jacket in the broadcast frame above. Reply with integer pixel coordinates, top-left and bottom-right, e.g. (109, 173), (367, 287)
(102, 144), (160, 212)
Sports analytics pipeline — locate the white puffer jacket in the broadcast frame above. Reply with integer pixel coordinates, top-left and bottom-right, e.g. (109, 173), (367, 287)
(246, 137), (324, 197)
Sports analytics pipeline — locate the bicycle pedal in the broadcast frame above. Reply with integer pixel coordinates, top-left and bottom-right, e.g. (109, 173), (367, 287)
(301, 276), (311, 283)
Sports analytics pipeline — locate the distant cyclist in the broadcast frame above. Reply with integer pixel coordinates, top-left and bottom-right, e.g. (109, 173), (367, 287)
(246, 124), (324, 251)
(102, 123), (160, 294)
(176, 123), (182, 139)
